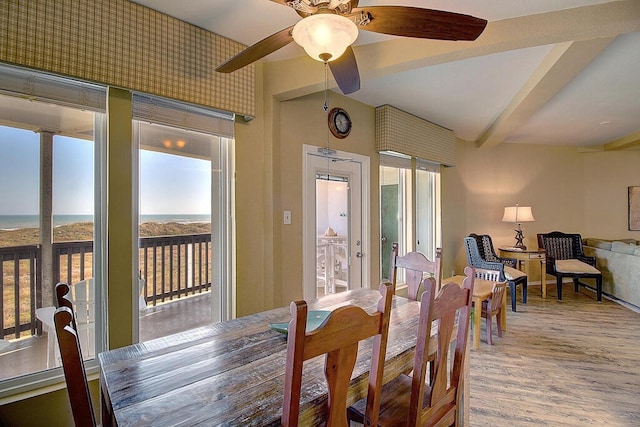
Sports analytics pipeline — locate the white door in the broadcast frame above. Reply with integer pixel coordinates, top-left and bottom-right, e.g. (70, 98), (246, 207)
(302, 145), (370, 301)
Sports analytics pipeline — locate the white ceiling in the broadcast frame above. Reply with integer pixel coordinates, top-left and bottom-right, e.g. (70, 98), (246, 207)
(133, 0), (640, 149)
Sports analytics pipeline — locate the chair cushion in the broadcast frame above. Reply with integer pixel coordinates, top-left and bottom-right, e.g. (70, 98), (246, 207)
(555, 259), (601, 274)
(504, 266), (527, 280)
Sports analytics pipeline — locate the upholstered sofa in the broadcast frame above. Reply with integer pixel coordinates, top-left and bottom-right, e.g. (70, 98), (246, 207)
(582, 238), (640, 308)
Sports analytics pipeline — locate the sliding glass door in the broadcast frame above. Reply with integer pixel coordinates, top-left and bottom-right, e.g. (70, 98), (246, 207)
(133, 95), (234, 342)
(379, 154), (441, 282)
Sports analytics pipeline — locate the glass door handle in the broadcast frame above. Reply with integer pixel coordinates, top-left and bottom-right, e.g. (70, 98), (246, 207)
(356, 252), (364, 258)
(381, 237), (387, 242)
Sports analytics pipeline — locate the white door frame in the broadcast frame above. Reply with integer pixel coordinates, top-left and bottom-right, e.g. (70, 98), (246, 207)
(302, 144), (370, 301)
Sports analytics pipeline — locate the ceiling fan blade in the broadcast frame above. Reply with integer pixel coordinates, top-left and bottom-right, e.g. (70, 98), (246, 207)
(329, 46), (360, 94)
(350, 6), (487, 41)
(216, 26), (295, 73)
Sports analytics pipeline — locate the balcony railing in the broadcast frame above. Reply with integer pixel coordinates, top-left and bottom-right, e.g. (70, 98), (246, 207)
(0, 245), (41, 339)
(1, 233), (211, 339)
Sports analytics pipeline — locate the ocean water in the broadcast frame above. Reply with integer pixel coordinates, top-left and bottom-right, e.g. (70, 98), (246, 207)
(0, 214), (211, 230)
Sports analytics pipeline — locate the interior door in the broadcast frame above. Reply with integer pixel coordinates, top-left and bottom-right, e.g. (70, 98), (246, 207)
(303, 145), (369, 301)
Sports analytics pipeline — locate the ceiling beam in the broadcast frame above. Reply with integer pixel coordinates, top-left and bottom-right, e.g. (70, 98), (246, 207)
(264, 0), (640, 100)
(604, 130), (640, 150)
(476, 37), (615, 149)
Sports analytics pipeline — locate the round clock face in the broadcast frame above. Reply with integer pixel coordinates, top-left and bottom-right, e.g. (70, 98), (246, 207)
(328, 108), (352, 139)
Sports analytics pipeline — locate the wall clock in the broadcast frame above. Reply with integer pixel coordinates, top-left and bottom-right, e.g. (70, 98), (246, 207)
(328, 107), (352, 139)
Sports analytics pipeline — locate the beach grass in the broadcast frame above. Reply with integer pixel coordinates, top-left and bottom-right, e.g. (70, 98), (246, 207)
(2, 221), (211, 336)
(0, 221), (211, 247)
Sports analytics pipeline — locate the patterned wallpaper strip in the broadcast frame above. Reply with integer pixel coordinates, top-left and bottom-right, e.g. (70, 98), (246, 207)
(0, 0), (254, 117)
(376, 104), (455, 166)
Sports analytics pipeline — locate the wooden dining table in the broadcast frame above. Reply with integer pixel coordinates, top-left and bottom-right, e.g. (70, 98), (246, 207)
(99, 288), (472, 426)
(444, 275), (506, 350)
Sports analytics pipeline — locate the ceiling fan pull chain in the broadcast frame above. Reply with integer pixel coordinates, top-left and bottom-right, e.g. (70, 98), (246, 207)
(323, 61), (329, 112)
(324, 61), (331, 155)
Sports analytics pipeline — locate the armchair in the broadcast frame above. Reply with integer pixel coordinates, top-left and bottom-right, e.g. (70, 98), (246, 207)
(537, 231), (602, 301)
(464, 234), (527, 312)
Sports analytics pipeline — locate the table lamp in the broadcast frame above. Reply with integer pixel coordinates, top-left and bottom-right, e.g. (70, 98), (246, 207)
(502, 204), (535, 250)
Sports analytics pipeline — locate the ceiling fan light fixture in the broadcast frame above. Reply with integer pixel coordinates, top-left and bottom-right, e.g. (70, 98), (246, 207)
(292, 13), (358, 62)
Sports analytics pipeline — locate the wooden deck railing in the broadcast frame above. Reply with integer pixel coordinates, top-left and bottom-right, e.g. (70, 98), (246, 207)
(139, 234), (211, 305)
(0, 233), (212, 339)
(0, 245), (41, 339)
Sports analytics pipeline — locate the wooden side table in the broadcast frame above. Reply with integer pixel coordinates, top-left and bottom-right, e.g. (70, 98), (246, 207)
(499, 247), (547, 297)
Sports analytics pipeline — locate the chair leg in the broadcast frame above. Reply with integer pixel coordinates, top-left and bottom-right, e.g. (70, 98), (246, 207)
(486, 316), (493, 345)
(596, 275), (602, 301)
(522, 280), (527, 304)
(509, 282), (517, 312)
(496, 312), (503, 338)
(557, 275), (563, 300)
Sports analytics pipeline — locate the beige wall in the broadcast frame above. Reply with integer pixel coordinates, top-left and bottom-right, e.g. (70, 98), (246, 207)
(237, 101), (640, 315)
(0, 381), (100, 426)
(234, 63), (271, 318)
(235, 89), (378, 315)
(442, 140), (640, 278)
(279, 92), (378, 305)
(582, 150), (640, 238)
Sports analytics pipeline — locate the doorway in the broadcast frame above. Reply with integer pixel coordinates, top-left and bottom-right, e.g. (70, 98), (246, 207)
(302, 145), (370, 301)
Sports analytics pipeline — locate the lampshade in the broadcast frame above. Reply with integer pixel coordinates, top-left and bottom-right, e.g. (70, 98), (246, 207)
(292, 13), (358, 62)
(502, 205), (535, 223)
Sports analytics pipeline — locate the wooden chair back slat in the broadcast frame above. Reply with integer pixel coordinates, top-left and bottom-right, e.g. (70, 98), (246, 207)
(481, 280), (508, 345)
(408, 267), (474, 426)
(54, 306), (97, 427)
(347, 268), (474, 426)
(282, 282), (394, 427)
(489, 281), (508, 313)
(391, 242), (443, 300)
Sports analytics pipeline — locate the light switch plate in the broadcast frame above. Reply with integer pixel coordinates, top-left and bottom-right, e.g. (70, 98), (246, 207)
(284, 211), (291, 225)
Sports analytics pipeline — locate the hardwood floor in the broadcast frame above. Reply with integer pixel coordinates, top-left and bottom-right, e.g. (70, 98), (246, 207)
(469, 283), (640, 426)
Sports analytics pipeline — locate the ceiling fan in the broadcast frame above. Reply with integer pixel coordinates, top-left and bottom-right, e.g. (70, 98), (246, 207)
(215, 0), (487, 95)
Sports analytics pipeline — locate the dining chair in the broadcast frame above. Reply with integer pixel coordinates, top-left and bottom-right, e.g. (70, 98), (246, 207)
(466, 268), (505, 345)
(54, 306), (97, 427)
(464, 235), (527, 311)
(390, 242), (443, 300)
(537, 231), (603, 301)
(348, 268), (474, 426)
(281, 282), (394, 427)
(481, 280), (507, 345)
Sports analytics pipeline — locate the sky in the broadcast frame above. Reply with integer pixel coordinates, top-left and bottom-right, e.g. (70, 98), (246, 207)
(0, 125), (211, 216)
